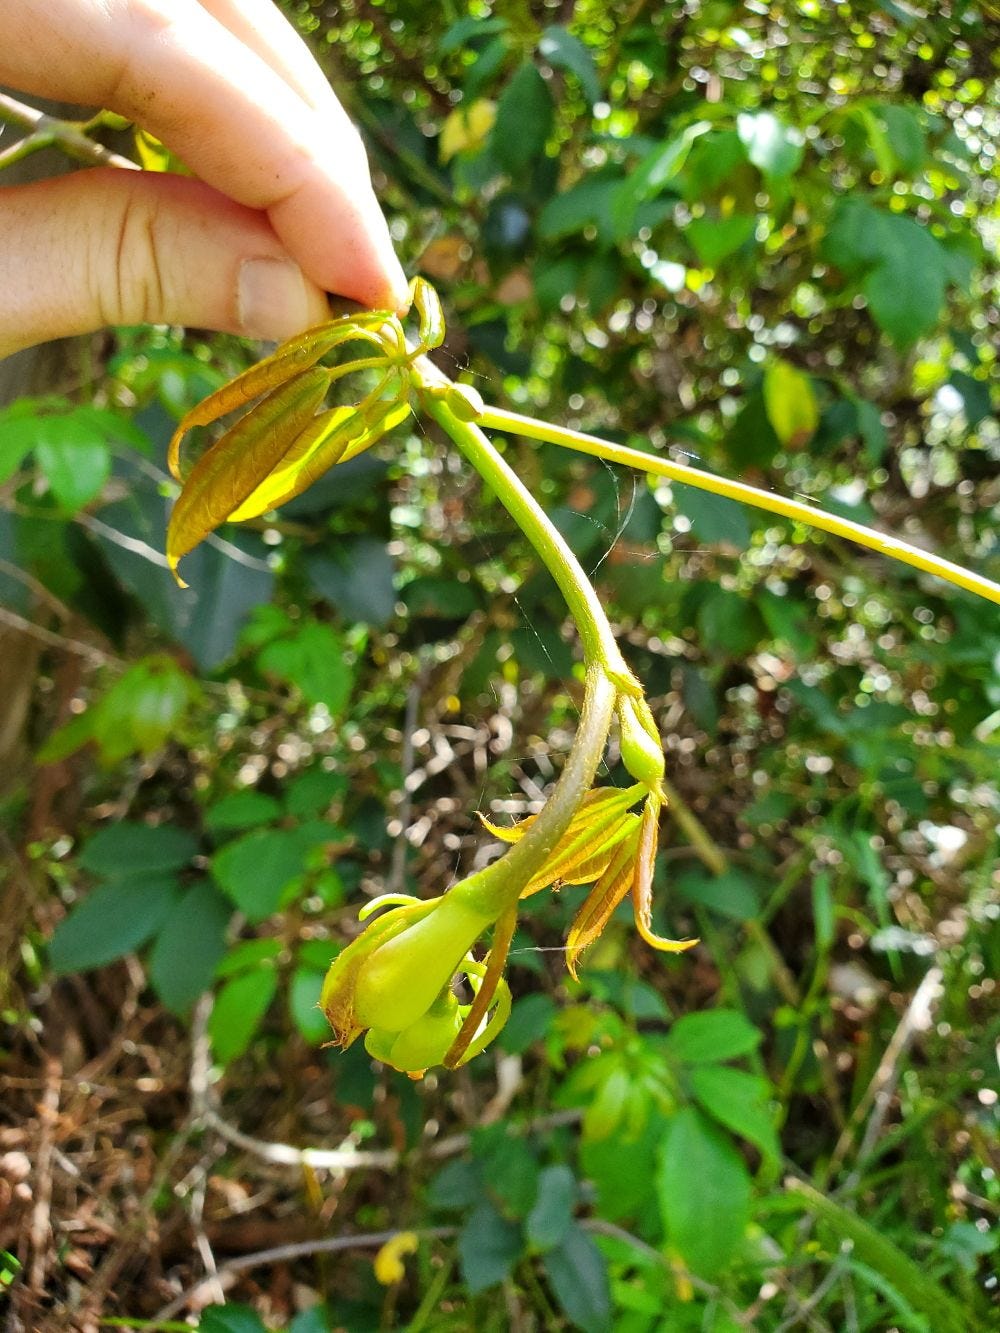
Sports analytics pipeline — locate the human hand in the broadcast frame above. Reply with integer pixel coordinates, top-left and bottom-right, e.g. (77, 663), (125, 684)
(0, 0), (409, 358)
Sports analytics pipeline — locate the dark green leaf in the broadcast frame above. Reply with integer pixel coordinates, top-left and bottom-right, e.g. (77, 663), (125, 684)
(35, 413), (113, 512)
(863, 241), (947, 347)
(428, 1158), (485, 1210)
(148, 885), (231, 1014)
(538, 26), (601, 106)
(869, 102), (926, 176)
(686, 214), (756, 268)
(499, 993), (557, 1054)
(481, 1133), (540, 1219)
(96, 455), (275, 670)
(289, 967), (329, 1044)
(306, 539), (396, 626)
(758, 589), (817, 659)
(510, 624), (575, 679)
(288, 1308), (332, 1333)
(696, 587), (762, 657)
(948, 371), (993, 429)
(283, 769), (347, 819)
(723, 389), (782, 469)
(675, 867), (762, 922)
(612, 122), (710, 237)
(49, 878), (178, 973)
(542, 1223), (612, 1333)
(822, 202), (951, 347)
(211, 826), (322, 922)
(534, 254), (584, 314)
(665, 1009), (762, 1064)
(580, 1114), (662, 1222)
(673, 485), (751, 548)
(657, 1107), (752, 1277)
(401, 575), (481, 619)
(215, 938), (283, 978)
(78, 822), (197, 878)
(538, 177), (620, 242)
(439, 15), (507, 54)
(526, 1165), (577, 1251)
(205, 791), (282, 834)
(492, 61), (554, 172)
(457, 1200), (523, 1292)
(257, 620), (353, 715)
(198, 1306), (268, 1333)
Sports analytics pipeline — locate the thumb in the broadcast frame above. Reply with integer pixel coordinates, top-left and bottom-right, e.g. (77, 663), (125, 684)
(0, 169), (333, 358)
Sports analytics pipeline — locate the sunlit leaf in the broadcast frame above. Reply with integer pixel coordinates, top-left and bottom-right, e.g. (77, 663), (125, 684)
(166, 367), (331, 582)
(165, 313), (392, 478)
(763, 359), (819, 448)
(630, 798), (698, 956)
(566, 835), (637, 979)
(228, 384), (411, 521)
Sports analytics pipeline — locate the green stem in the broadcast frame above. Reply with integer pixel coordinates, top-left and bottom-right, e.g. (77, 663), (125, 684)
(0, 91), (139, 172)
(449, 663), (617, 919)
(478, 405), (1000, 607)
(420, 390), (636, 684)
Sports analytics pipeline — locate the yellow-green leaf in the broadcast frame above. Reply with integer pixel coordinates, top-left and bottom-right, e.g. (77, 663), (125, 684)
(166, 315), (391, 479)
(166, 367), (330, 583)
(229, 386), (411, 521)
(440, 100), (497, 163)
(566, 836), (638, 980)
(762, 359), (818, 449)
(631, 798), (698, 956)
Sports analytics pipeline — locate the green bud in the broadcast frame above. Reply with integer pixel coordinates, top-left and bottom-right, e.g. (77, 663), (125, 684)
(364, 991), (465, 1074)
(617, 695), (666, 790)
(321, 895), (436, 1048)
(353, 892), (494, 1032)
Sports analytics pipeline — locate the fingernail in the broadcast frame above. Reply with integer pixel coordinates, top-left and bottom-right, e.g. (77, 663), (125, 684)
(380, 246), (411, 315)
(238, 257), (314, 340)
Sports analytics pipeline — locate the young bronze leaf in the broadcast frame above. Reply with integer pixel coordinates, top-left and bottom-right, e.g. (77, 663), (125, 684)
(228, 382), (412, 521)
(521, 808), (639, 896)
(565, 834), (639, 980)
(631, 797), (698, 955)
(166, 366), (330, 584)
(479, 786), (639, 848)
(166, 315), (392, 480)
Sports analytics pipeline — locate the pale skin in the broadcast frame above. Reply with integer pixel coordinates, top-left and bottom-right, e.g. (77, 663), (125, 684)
(0, 0), (410, 358)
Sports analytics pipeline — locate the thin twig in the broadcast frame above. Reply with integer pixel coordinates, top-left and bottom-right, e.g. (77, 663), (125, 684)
(0, 556), (78, 622)
(27, 1059), (62, 1292)
(387, 666), (427, 894)
(154, 1226), (456, 1320)
(0, 604), (119, 666)
(198, 1102), (583, 1174)
(0, 91), (138, 172)
(831, 964), (944, 1186)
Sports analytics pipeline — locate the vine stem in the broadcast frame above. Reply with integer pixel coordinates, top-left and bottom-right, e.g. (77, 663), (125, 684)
(420, 389), (637, 683)
(477, 405), (1000, 607)
(416, 384), (627, 918)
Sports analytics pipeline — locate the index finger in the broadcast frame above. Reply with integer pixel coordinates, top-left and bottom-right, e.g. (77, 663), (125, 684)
(0, 0), (408, 312)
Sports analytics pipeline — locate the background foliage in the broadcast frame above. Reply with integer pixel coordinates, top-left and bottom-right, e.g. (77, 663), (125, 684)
(1, 1), (998, 1330)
